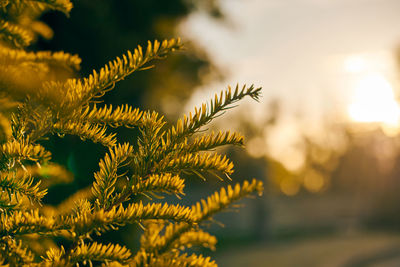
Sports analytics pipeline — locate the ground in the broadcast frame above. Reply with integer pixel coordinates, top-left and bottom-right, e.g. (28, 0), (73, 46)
(217, 231), (400, 267)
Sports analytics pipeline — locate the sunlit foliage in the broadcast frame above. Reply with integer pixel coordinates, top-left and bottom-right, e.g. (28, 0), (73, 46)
(0, 1), (263, 266)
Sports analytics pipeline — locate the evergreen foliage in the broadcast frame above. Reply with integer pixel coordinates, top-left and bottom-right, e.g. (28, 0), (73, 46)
(0, 2), (263, 266)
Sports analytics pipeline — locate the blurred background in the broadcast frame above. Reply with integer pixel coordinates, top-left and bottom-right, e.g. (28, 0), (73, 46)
(38, 0), (400, 266)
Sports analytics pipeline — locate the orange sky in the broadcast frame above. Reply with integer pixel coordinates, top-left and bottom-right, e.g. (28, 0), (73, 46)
(181, 0), (400, 170)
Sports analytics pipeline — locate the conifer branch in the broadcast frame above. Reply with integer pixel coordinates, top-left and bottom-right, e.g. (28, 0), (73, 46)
(172, 230), (217, 251)
(132, 251), (217, 267)
(139, 220), (165, 249)
(92, 143), (134, 210)
(41, 246), (66, 267)
(0, 47), (81, 71)
(52, 121), (117, 147)
(0, 139), (51, 169)
(193, 179), (264, 221)
(163, 84), (261, 146)
(51, 186), (93, 216)
(146, 179), (263, 255)
(0, 209), (58, 236)
(129, 249), (152, 267)
(165, 131), (244, 158)
(0, 236), (35, 266)
(68, 242), (132, 266)
(165, 253), (217, 267)
(0, 172), (47, 203)
(157, 152), (234, 176)
(0, 63), (51, 103)
(78, 104), (144, 128)
(0, 67), (31, 101)
(0, 96), (19, 111)
(6, 0), (73, 16)
(111, 173), (186, 210)
(69, 202), (195, 238)
(146, 222), (189, 254)
(0, 2), (265, 264)
(1, 200), (202, 240)
(25, 0), (73, 15)
(63, 39), (182, 109)
(185, 131), (244, 153)
(17, 163), (74, 187)
(11, 105), (54, 142)
(0, 20), (34, 47)
(0, 196), (20, 213)
(29, 20), (53, 40)
(130, 173), (185, 197)
(130, 111), (166, 178)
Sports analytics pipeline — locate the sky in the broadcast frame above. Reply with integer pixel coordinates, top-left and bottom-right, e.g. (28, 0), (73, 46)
(180, 0), (400, 170)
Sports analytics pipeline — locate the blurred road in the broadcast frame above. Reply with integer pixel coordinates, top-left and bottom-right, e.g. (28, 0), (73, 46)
(216, 232), (400, 267)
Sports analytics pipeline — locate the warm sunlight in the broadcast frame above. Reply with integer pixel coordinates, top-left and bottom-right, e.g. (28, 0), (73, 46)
(344, 56), (369, 73)
(347, 73), (400, 127)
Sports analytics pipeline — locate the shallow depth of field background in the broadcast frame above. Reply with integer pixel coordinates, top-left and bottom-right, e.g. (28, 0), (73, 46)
(39, 0), (400, 266)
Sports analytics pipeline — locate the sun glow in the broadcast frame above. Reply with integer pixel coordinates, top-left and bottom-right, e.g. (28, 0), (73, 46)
(348, 73), (400, 126)
(344, 54), (400, 130)
(344, 56), (368, 73)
